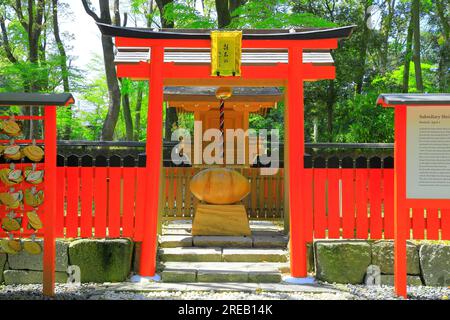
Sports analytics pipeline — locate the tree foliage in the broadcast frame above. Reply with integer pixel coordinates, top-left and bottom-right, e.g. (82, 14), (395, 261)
(0, 0), (448, 143)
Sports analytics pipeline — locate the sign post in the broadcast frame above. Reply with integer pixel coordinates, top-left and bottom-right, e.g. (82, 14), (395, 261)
(377, 93), (450, 298)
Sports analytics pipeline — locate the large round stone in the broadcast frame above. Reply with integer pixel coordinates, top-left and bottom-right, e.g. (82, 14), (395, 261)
(190, 168), (250, 204)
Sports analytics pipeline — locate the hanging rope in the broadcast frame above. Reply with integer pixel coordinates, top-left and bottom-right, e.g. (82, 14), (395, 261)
(215, 87), (232, 166)
(219, 98), (225, 164)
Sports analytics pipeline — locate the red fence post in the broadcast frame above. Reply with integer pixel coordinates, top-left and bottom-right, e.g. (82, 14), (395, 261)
(139, 46), (164, 276)
(43, 105), (57, 297)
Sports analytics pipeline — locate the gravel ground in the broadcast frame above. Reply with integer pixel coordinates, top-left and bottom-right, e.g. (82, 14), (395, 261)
(0, 283), (449, 300)
(330, 283), (450, 300)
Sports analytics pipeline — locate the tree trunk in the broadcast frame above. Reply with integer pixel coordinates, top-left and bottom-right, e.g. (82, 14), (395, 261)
(28, 0), (45, 139)
(229, 0), (245, 13)
(2, 0), (47, 138)
(326, 81), (336, 142)
(0, 15), (18, 64)
(113, 0), (121, 25)
(436, 0), (450, 91)
(437, 43), (450, 91)
(155, 0), (177, 140)
(113, 0), (134, 140)
(134, 84), (144, 140)
(52, 0), (72, 139)
(200, 0), (205, 15)
(402, 9), (414, 93)
(164, 103), (178, 140)
(356, 1), (372, 94)
(99, 0), (122, 141)
(215, 0), (231, 28)
(411, 0), (423, 92)
(146, 0), (154, 27)
(100, 33), (122, 140)
(229, 0), (246, 22)
(155, 0), (174, 28)
(82, 0), (122, 140)
(28, 0), (44, 65)
(380, 0), (395, 73)
(52, 0), (69, 92)
(121, 91), (134, 140)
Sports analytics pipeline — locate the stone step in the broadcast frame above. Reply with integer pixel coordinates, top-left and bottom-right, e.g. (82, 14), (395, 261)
(161, 269), (282, 283)
(161, 262), (288, 283)
(251, 230), (285, 236)
(161, 227), (285, 235)
(162, 221), (284, 235)
(159, 235), (288, 248)
(252, 235), (288, 248)
(159, 247), (288, 263)
(249, 226), (283, 233)
(165, 220), (192, 227)
(159, 235), (193, 248)
(193, 236), (253, 248)
(162, 261), (289, 272)
(162, 228), (191, 236)
(159, 247), (222, 262)
(222, 248), (288, 262)
(164, 220), (282, 227)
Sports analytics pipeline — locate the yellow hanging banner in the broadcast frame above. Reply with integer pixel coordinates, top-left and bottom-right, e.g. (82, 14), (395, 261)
(210, 31), (242, 77)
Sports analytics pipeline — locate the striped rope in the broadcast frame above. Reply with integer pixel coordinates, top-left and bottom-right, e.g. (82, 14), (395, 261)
(219, 98), (225, 164)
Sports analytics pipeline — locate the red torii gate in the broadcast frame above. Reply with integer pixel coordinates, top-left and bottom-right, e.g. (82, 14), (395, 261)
(98, 23), (354, 280)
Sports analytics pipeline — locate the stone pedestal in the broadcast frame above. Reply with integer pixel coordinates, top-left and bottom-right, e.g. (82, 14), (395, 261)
(192, 204), (251, 236)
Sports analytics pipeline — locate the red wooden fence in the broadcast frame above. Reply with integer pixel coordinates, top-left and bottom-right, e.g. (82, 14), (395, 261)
(304, 168), (449, 241)
(53, 167), (148, 241)
(3, 166), (448, 241)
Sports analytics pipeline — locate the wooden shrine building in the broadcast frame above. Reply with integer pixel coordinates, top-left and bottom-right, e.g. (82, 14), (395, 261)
(164, 86), (283, 166)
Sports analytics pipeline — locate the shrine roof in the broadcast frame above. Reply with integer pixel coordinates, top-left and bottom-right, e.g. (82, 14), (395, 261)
(97, 23), (355, 41)
(0, 93), (74, 106)
(377, 94), (450, 107)
(164, 86), (282, 102)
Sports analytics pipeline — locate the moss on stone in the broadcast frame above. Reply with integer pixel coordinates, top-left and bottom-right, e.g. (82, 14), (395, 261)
(315, 241), (371, 284)
(419, 244), (450, 287)
(372, 240), (420, 275)
(0, 254), (6, 283)
(68, 239), (133, 283)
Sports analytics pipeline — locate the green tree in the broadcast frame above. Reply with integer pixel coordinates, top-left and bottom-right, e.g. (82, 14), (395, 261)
(0, 0), (80, 138)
